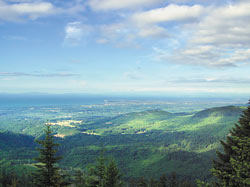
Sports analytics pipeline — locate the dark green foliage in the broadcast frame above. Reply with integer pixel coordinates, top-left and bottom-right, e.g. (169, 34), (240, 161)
(136, 177), (148, 187)
(212, 101), (250, 186)
(33, 124), (63, 187)
(0, 131), (35, 150)
(149, 178), (157, 187)
(131, 173), (194, 187)
(104, 159), (122, 187)
(0, 170), (19, 187)
(0, 167), (10, 187)
(158, 175), (167, 187)
(179, 180), (193, 187)
(196, 180), (212, 187)
(74, 169), (86, 187)
(86, 151), (106, 187)
(85, 151), (122, 187)
(169, 172), (178, 187)
(0, 160), (36, 187)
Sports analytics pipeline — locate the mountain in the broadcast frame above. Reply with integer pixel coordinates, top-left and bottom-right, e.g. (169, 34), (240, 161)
(0, 131), (35, 150)
(192, 105), (243, 118)
(0, 131), (36, 165)
(80, 106), (244, 137)
(0, 105), (245, 181)
(56, 106), (244, 179)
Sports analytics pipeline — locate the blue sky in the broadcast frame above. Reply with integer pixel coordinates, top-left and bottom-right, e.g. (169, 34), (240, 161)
(0, 0), (250, 96)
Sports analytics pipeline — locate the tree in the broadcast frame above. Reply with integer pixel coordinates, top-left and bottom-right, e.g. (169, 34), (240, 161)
(149, 178), (157, 187)
(158, 174), (167, 187)
(137, 177), (148, 187)
(74, 169), (86, 187)
(86, 150), (106, 187)
(103, 159), (122, 187)
(168, 172), (178, 187)
(212, 101), (250, 186)
(33, 124), (62, 187)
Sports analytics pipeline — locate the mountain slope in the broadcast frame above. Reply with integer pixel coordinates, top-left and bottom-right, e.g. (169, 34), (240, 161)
(80, 106), (244, 137)
(0, 105), (245, 181)
(0, 131), (36, 164)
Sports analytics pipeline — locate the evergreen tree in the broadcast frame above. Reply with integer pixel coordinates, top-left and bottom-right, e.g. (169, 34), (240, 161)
(137, 177), (148, 187)
(0, 163), (12, 187)
(33, 124), (62, 187)
(158, 174), (167, 187)
(212, 101), (250, 186)
(86, 150), (106, 187)
(128, 178), (137, 187)
(149, 178), (157, 187)
(179, 180), (192, 187)
(8, 177), (19, 187)
(74, 169), (86, 187)
(196, 180), (212, 187)
(168, 172), (178, 187)
(95, 152), (106, 186)
(103, 159), (122, 187)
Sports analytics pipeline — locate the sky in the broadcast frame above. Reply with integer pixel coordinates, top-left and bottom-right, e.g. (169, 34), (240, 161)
(0, 0), (250, 96)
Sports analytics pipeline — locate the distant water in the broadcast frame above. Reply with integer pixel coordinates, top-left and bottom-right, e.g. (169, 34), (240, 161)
(0, 94), (247, 108)
(0, 94), (107, 107)
(0, 94), (160, 107)
(0, 94), (158, 107)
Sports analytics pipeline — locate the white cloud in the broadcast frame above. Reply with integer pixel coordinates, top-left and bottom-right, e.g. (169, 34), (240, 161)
(132, 4), (204, 25)
(215, 2), (250, 19)
(126, 4), (206, 38)
(0, 0), (86, 22)
(88, 0), (163, 11)
(5, 0), (33, 2)
(11, 2), (53, 14)
(79, 2), (212, 45)
(138, 25), (168, 38)
(190, 3), (250, 48)
(106, 84), (250, 94)
(151, 1), (250, 67)
(168, 76), (250, 84)
(98, 23), (140, 47)
(64, 22), (92, 46)
(0, 0), (55, 21)
(154, 47), (250, 68)
(0, 71), (80, 77)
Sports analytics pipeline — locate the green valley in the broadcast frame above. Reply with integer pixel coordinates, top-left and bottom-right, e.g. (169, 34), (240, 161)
(0, 101), (246, 184)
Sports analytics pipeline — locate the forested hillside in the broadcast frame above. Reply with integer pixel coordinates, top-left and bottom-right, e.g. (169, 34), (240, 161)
(0, 105), (245, 185)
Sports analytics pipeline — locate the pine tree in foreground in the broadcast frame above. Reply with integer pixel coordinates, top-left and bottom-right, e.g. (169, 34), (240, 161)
(158, 174), (167, 187)
(33, 124), (63, 187)
(137, 177), (148, 187)
(74, 169), (86, 187)
(211, 100), (250, 186)
(86, 150), (106, 187)
(103, 159), (122, 187)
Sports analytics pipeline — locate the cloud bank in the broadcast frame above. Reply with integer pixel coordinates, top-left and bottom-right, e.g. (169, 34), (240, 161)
(0, 72), (79, 77)
(87, 1), (250, 68)
(0, 0), (55, 21)
(147, 1), (250, 67)
(88, 0), (163, 11)
(0, 0), (85, 22)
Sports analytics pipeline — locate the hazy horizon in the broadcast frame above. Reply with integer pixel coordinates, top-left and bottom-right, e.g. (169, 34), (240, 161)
(0, 91), (249, 99)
